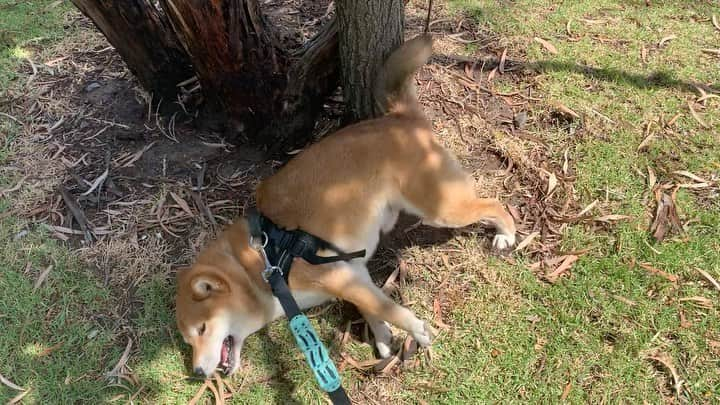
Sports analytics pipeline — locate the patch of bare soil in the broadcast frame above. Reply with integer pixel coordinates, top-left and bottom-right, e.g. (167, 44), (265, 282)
(0, 0), (591, 401)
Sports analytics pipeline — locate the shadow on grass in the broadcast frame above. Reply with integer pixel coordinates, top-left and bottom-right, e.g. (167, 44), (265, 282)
(435, 51), (718, 95)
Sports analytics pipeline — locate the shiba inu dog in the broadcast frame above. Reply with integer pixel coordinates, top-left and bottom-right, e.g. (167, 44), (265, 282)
(175, 35), (516, 378)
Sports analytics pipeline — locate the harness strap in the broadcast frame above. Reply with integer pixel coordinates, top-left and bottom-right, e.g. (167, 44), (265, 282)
(246, 209), (354, 404)
(248, 210), (366, 282)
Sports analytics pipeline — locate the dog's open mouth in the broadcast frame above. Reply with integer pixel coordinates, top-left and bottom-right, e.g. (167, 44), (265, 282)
(218, 335), (234, 375)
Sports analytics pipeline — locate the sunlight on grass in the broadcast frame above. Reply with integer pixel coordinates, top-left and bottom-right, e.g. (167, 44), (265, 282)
(1, 0), (718, 402)
(9, 46), (32, 59)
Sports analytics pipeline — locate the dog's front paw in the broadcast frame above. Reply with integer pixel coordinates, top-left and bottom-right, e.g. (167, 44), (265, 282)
(492, 232), (516, 250)
(410, 321), (436, 347)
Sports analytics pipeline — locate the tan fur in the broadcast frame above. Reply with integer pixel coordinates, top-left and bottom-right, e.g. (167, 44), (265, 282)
(176, 36), (516, 377)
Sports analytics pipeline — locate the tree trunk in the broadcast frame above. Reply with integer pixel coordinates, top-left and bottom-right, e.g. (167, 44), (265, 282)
(264, 18), (340, 155)
(71, 0), (194, 101)
(73, 0), (405, 151)
(158, 0), (286, 142)
(336, 0), (405, 122)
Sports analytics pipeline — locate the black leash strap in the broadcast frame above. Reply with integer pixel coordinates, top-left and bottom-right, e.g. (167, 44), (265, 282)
(247, 210), (356, 404)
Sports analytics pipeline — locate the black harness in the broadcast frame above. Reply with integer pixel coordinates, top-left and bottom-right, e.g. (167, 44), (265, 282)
(248, 211), (366, 283)
(247, 209), (365, 405)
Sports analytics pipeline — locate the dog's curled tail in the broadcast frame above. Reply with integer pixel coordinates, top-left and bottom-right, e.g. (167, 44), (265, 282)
(374, 34), (433, 116)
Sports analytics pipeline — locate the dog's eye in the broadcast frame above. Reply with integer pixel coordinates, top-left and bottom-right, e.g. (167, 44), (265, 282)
(198, 323), (206, 336)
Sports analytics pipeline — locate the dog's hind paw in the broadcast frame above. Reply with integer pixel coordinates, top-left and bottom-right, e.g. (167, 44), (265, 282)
(492, 233), (516, 250)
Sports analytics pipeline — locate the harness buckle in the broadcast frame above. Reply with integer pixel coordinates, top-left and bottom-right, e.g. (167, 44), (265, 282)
(262, 265), (283, 282)
(250, 232), (282, 283)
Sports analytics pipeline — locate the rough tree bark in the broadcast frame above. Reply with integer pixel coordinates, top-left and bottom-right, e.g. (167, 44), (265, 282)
(71, 0), (194, 102)
(158, 0), (286, 140)
(72, 0), (406, 151)
(336, 0), (405, 122)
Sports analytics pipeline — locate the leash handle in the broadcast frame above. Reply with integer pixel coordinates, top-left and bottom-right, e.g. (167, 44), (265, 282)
(289, 315), (342, 393)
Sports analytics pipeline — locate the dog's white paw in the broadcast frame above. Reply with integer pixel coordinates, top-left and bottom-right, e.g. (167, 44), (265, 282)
(373, 321), (393, 358)
(376, 341), (392, 359)
(492, 233), (516, 250)
(410, 321), (435, 347)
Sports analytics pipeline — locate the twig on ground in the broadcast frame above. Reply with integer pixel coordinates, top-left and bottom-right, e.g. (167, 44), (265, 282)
(0, 372), (25, 391)
(0, 175), (29, 197)
(81, 169), (108, 196)
(646, 352), (683, 397)
(33, 265), (53, 291)
(188, 380), (209, 405)
(544, 255), (578, 283)
(8, 388), (31, 404)
(106, 338), (133, 380)
(0, 111), (24, 126)
(687, 101), (710, 129)
(59, 186), (94, 242)
(695, 268), (720, 292)
(638, 262), (678, 283)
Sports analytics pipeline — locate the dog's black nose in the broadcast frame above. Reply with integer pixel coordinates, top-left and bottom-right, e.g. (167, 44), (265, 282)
(194, 367), (206, 378)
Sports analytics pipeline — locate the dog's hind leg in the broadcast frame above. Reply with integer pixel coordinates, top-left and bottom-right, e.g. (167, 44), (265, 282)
(317, 262), (434, 347)
(400, 146), (517, 249)
(361, 312), (393, 358)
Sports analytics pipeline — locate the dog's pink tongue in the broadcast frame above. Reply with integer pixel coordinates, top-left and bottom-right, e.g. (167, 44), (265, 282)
(220, 337), (230, 365)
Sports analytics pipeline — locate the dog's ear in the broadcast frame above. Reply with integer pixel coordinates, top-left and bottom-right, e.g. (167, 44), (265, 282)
(190, 272), (229, 301)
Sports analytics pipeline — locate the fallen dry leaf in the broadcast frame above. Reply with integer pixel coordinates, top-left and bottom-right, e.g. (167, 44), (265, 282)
(401, 336), (418, 362)
(498, 48), (508, 73)
(658, 35), (677, 47)
(555, 102), (580, 119)
(594, 214), (632, 223)
(645, 351), (683, 396)
(81, 169), (108, 196)
(679, 296), (713, 309)
(206, 378), (224, 405)
(679, 310), (692, 328)
(341, 352), (380, 371)
(375, 355), (401, 374)
(577, 199), (599, 217)
(666, 112), (681, 127)
(713, 15), (720, 31)
(650, 192), (683, 242)
(106, 338), (133, 380)
(188, 381), (209, 405)
(640, 46), (648, 63)
(534, 37), (558, 55)
(695, 268), (720, 292)
(560, 382), (572, 400)
(708, 340), (720, 354)
(673, 170), (710, 184)
(487, 67), (498, 81)
(0, 372), (25, 391)
(687, 101), (710, 129)
(545, 255), (578, 283)
(169, 191), (194, 217)
(547, 172), (558, 195)
(514, 231), (540, 252)
(579, 18), (606, 25)
(33, 265), (53, 291)
(508, 204), (522, 222)
(8, 388), (31, 405)
(638, 262), (678, 283)
(637, 132), (655, 151)
(647, 166), (657, 190)
(433, 297), (450, 329)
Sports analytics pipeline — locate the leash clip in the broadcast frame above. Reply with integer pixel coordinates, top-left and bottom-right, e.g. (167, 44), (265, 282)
(252, 232), (283, 282)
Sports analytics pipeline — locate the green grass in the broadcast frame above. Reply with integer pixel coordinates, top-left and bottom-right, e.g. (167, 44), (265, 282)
(2, 0), (719, 403)
(0, 0), (72, 88)
(0, 218), (118, 403)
